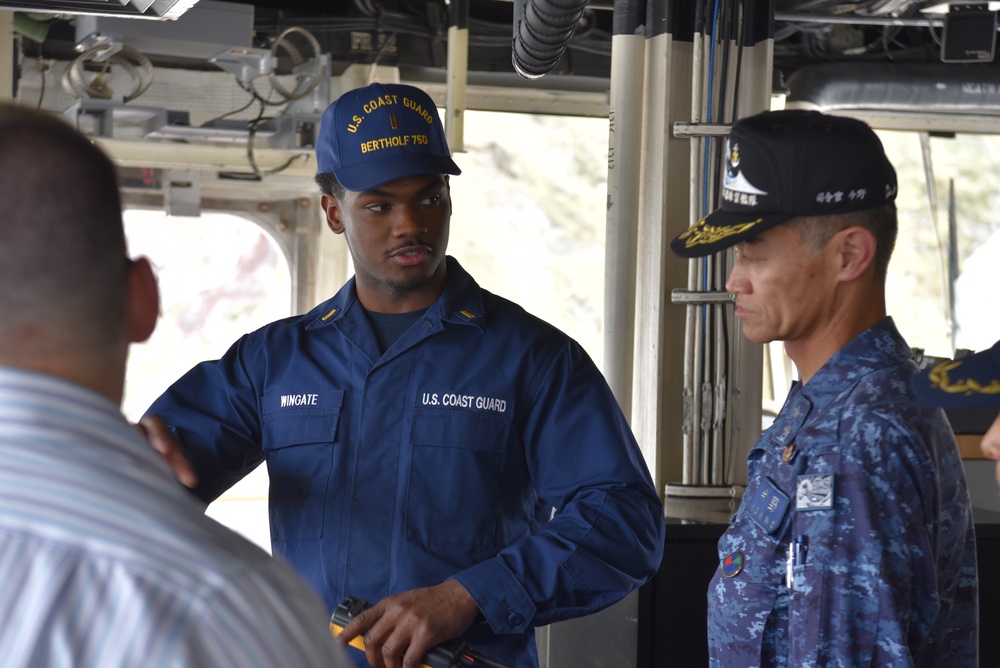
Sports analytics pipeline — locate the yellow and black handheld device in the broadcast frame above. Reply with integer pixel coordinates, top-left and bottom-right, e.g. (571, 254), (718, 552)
(329, 596), (513, 668)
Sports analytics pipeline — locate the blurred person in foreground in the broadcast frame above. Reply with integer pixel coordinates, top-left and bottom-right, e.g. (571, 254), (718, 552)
(670, 109), (978, 667)
(913, 339), (1000, 487)
(0, 103), (350, 668)
(142, 82), (666, 668)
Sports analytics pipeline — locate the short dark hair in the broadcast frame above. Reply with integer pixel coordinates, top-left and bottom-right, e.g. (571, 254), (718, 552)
(0, 104), (128, 354)
(789, 202), (898, 281)
(314, 172), (345, 201)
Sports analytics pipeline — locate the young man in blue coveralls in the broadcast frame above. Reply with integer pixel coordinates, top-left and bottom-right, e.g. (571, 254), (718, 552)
(143, 82), (666, 668)
(670, 110), (978, 667)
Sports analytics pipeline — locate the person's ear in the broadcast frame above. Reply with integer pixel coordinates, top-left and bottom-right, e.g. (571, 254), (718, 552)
(834, 226), (876, 282)
(126, 257), (159, 344)
(322, 193), (346, 235)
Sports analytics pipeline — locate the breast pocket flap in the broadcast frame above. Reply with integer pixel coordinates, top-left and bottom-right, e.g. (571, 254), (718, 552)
(262, 389), (344, 449)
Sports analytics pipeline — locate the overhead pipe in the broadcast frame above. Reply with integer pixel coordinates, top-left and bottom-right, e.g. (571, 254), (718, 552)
(786, 61), (1000, 113)
(511, 0), (590, 78)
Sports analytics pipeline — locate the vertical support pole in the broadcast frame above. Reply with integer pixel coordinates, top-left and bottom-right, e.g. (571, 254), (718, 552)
(446, 0), (468, 152)
(634, 0), (693, 494)
(948, 177), (957, 353)
(603, 0), (646, 423)
(0, 11), (14, 102)
(292, 197), (322, 316)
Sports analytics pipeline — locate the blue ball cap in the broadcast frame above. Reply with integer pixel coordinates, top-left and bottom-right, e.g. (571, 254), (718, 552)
(316, 82), (461, 191)
(912, 339), (1000, 408)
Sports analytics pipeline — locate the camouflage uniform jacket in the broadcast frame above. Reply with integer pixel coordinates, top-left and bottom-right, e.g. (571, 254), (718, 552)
(707, 317), (978, 667)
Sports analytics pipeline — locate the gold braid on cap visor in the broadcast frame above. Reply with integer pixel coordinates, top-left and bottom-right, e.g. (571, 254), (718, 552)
(928, 359), (1000, 396)
(679, 219), (762, 249)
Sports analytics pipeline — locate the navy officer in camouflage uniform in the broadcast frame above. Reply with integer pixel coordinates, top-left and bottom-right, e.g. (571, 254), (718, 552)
(671, 109), (978, 667)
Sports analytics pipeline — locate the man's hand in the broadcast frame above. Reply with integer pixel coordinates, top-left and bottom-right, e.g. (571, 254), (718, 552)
(979, 411), (1000, 489)
(138, 414), (198, 488)
(336, 580), (480, 668)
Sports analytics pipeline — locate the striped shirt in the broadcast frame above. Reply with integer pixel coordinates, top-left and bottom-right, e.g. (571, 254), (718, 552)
(0, 366), (350, 668)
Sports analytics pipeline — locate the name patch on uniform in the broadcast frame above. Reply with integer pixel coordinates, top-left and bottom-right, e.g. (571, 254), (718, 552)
(263, 388), (344, 414)
(746, 477), (790, 534)
(796, 474), (834, 511)
(420, 391), (508, 413)
(279, 393), (319, 408)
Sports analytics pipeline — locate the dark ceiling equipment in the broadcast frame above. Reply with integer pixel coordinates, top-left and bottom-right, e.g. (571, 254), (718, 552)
(941, 2), (998, 63)
(786, 60), (1000, 113)
(10, 1), (1000, 93)
(0, 0), (200, 20)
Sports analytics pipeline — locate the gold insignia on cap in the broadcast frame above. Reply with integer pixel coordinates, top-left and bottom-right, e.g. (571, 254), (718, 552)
(679, 218), (763, 248)
(390, 114), (398, 130)
(928, 360), (1000, 396)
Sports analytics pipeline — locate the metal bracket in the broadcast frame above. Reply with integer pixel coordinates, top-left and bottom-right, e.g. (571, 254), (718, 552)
(672, 122), (732, 138)
(165, 169), (201, 217)
(671, 289), (735, 305)
(209, 46), (276, 85)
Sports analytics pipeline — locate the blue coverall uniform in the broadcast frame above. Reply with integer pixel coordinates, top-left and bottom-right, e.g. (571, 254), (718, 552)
(147, 257), (666, 668)
(707, 318), (978, 667)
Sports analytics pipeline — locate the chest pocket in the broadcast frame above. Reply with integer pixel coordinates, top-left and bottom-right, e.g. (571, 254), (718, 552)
(262, 390), (344, 541)
(406, 408), (511, 548)
(709, 515), (787, 665)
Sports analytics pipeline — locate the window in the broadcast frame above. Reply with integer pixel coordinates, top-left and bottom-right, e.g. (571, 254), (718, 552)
(448, 110), (609, 367)
(123, 210), (290, 551)
(878, 130), (1000, 359)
